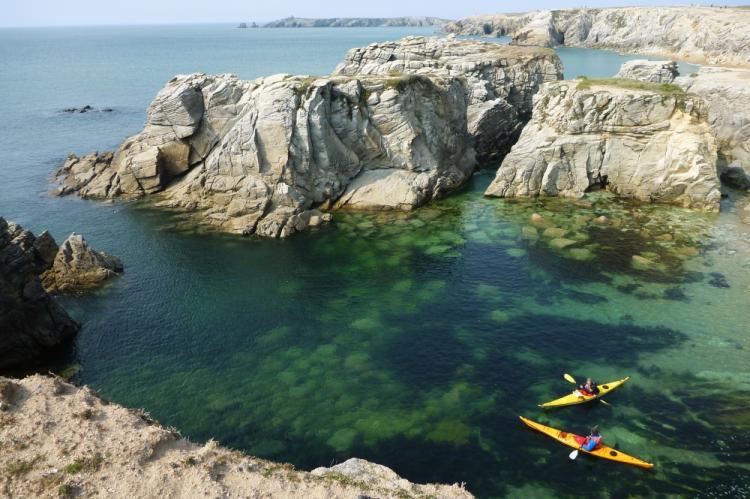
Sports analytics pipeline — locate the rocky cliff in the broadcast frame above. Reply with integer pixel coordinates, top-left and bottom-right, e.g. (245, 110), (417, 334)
(676, 67), (750, 189)
(263, 16), (448, 28)
(0, 219), (78, 370)
(615, 60), (678, 84)
(0, 219), (123, 369)
(444, 7), (750, 67)
(485, 79), (720, 210)
(56, 37), (562, 237)
(333, 36), (563, 165)
(41, 234), (123, 294)
(0, 375), (472, 498)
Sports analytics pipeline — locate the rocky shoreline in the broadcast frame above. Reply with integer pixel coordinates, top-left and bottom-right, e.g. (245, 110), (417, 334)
(443, 6), (750, 68)
(0, 375), (472, 498)
(54, 36), (562, 237)
(0, 218), (122, 370)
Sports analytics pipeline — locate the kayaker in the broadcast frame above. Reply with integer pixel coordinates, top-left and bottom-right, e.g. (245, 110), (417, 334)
(581, 426), (603, 451)
(578, 377), (600, 396)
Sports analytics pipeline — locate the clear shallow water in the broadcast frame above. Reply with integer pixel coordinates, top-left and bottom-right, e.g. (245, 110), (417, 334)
(1, 25), (749, 498)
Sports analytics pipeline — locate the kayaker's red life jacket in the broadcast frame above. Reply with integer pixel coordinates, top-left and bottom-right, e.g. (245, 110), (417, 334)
(580, 382), (600, 396)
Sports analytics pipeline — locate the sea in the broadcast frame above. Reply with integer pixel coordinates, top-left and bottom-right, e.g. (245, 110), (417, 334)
(0, 24), (748, 497)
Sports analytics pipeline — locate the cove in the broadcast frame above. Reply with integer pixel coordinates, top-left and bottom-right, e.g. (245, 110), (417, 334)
(0, 25), (748, 497)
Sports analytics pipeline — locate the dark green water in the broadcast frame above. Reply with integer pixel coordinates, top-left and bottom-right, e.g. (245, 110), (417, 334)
(1, 25), (748, 498)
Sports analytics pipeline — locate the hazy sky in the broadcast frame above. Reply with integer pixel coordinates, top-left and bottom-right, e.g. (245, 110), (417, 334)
(2, 0), (746, 27)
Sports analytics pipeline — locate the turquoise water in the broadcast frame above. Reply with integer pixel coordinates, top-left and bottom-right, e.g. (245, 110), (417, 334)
(1, 25), (749, 497)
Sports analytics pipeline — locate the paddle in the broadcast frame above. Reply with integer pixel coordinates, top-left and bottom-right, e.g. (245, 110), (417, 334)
(569, 449), (579, 460)
(564, 373), (612, 405)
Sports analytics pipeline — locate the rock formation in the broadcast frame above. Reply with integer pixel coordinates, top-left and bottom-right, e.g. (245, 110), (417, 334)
(333, 36), (563, 165)
(676, 67), (750, 189)
(56, 37), (562, 237)
(485, 79), (720, 211)
(0, 219), (78, 370)
(444, 7), (750, 67)
(0, 375), (472, 498)
(41, 234), (123, 294)
(263, 16), (448, 28)
(615, 60), (678, 84)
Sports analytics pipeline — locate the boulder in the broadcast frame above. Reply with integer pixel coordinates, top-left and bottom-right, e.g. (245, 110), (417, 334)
(615, 60), (679, 84)
(41, 234), (123, 294)
(0, 218), (79, 370)
(485, 79), (720, 211)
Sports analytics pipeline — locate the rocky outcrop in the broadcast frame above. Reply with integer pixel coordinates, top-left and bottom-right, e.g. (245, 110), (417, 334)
(41, 234), (123, 294)
(615, 60), (678, 84)
(676, 67), (750, 189)
(57, 37), (563, 237)
(444, 7), (750, 67)
(0, 375), (472, 498)
(56, 71), (475, 237)
(334, 36), (563, 165)
(0, 219), (78, 370)
(485, 79), (720, 210)
(263, 16), (448, 28)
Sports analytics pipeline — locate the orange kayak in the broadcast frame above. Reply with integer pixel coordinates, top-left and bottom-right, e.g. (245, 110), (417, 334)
(519, 416), (654, 469)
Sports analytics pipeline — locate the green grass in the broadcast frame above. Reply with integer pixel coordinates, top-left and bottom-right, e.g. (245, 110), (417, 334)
(576, 77), (685, 95)
(58, 484), (75, 498)
(6, 455), (40, 476)
(62, 453), (103, 474)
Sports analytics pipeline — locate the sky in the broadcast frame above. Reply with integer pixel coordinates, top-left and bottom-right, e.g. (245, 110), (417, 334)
(1, 0), (747, 27)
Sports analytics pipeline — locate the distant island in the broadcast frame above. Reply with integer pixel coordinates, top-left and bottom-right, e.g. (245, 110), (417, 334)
(261, 16), (448, 28)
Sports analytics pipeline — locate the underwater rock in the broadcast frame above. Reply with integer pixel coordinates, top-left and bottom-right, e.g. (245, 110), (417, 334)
(486, 80), (720, 211)
(632, 254), (657, 270)
(548, 238), (576, 249)
(0, 218), (79, 369)
(41, 233), (123, 294)
(542, 227), (567, 238)
(708, 272), (730, 289)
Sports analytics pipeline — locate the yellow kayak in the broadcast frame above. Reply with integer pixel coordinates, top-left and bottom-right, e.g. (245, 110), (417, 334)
(539, 377), (630, 408)
(519, 416), (654, 469)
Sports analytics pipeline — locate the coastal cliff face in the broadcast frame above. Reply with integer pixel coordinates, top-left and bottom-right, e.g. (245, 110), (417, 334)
(0, 219), (78, 370)
(334, 36), (563, 165)
(676, 67), (750, 189)
(444, 7), (750, 67)
(263, 16), (448, 28)
(0, 375), (472, 498)
(485, 80), (720, 210)
(56, 37), (563, 237)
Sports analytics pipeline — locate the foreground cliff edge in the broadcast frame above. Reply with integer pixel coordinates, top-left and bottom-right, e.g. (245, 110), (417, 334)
(0, 375), (472, 499)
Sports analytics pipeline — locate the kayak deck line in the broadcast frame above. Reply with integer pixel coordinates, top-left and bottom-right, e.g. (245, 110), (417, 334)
(519, 416), (654, 469)
(538, 376), (631, 408)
